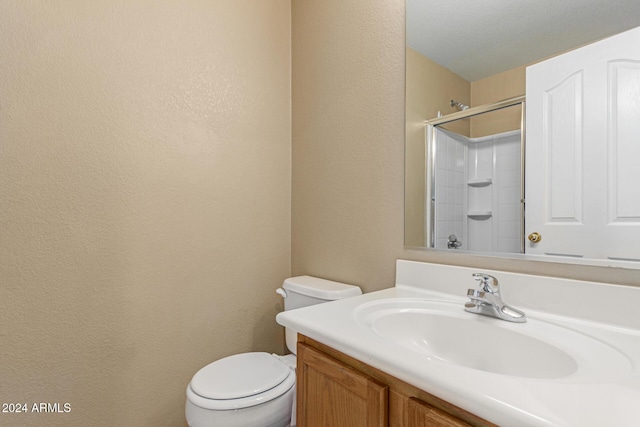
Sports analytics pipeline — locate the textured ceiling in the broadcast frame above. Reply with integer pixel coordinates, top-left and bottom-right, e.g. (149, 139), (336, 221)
(407, 0), (640, 82)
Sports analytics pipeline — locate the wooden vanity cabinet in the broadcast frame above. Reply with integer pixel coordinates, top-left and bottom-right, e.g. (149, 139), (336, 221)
(297, 335), (496, 427)
(296, 342), (387, 426)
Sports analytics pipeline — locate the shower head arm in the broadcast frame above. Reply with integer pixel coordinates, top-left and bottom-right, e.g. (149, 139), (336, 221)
(450, 99), (469, 111)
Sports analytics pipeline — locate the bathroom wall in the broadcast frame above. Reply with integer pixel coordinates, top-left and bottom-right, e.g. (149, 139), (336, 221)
(291, 0), (405, 288)
(470, 65), (526, 137)
(291, 0), (640, 290)
(0, 1), (290, 426)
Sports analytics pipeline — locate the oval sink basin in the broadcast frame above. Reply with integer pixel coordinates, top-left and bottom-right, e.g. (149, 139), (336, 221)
(354, 299), (629, 379)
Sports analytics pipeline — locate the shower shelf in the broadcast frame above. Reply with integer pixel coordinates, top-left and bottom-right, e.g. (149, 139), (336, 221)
(467, 211), (492, 220)
(467, 178), (492, 187)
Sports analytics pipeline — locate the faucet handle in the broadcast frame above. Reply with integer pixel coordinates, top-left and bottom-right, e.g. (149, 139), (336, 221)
(472, 273), (499, 293)
(467, 288), (485, 298)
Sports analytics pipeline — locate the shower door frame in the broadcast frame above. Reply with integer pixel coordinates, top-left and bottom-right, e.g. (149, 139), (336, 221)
(425, 96), (526, 253)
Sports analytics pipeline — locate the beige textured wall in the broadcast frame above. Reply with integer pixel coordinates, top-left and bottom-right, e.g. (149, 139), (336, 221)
(291, 0), (406, 289)
(405, 47), (470, 247)
(0, 1), (290, 426)
(470, 65), (526, 137)
(291, 0), (640, 291)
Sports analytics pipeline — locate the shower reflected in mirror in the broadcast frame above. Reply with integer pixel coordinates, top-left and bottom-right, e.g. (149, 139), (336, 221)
(426, 99), (525, 254)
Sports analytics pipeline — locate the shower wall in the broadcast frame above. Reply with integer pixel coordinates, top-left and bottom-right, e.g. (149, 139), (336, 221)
(435, 128), (521, 253)
(434, 129), (466, 249)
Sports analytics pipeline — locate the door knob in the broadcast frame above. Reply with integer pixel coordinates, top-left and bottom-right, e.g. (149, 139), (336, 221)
(528, 232), (542, 243)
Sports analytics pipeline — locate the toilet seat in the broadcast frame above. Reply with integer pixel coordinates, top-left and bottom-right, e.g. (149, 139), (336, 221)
(187, 352), (295, 411)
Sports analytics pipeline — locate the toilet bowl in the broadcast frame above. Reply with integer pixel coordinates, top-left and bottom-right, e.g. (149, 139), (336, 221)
(185, 276), (362, 427)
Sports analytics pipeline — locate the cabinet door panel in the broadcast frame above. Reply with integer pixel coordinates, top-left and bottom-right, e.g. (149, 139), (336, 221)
(297, 343), (388, 427)
(407, 397), (472, 427)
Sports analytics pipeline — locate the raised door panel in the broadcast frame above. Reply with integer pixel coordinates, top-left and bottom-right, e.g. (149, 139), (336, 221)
(406, 397), (472, 427)
(297, 343), (388, 427)
(542, 71), (583, 224)
(527, 63), (588, 257)
(606, 59), (640, 260)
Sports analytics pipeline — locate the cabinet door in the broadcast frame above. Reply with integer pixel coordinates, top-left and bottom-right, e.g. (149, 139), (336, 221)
(407, 397), (472, 427)
(297, 343), (388, 427)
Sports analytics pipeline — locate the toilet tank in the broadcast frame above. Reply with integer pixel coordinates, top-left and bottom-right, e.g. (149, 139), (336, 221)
(278, 276), (361, 354)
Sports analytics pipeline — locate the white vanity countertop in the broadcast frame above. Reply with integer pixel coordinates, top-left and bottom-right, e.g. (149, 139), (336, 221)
(276, 261), (640, 427)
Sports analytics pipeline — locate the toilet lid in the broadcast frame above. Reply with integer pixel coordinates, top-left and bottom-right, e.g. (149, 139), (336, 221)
(190, 352), (292, 400)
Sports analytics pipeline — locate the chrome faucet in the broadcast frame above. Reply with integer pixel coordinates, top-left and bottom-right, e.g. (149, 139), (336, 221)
(464, 273), (526, 323)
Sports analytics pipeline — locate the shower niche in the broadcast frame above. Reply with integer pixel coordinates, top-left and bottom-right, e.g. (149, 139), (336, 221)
(427, 99), (524, 254)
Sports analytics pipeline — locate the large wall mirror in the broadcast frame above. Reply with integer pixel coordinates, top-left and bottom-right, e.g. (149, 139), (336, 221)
(405, 0), (640, 268)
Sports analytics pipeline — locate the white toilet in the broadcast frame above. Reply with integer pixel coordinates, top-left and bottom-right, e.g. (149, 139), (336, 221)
(185, 276), (362, 427)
